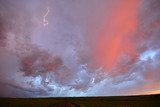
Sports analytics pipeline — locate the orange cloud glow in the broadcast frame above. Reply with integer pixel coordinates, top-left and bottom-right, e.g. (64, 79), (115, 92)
(95, 0), (140, 72)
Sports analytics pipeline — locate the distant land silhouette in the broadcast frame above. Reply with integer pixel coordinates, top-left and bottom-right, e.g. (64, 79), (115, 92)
(0, 94), (160, 107)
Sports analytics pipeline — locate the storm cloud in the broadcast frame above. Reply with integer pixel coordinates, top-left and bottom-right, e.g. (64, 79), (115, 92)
(0, 0), (160, 97)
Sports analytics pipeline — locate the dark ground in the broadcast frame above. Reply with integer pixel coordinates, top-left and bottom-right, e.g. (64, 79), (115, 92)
(0, 94), (160, 107)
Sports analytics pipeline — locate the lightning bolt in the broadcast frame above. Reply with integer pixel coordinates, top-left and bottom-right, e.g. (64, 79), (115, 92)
(43, 7), (50, 27)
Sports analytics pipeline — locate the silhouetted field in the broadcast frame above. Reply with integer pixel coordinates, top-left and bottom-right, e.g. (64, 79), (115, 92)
(0, 94), (160, 107)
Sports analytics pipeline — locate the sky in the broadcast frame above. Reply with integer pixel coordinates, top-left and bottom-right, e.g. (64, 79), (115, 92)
(0, 0), (160, 97)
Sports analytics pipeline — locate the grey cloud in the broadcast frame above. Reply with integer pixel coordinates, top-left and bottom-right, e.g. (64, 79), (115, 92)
(0, 0), (160, 97)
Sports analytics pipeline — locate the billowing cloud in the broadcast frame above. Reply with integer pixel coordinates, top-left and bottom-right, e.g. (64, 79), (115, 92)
(0, 0), (160, 97)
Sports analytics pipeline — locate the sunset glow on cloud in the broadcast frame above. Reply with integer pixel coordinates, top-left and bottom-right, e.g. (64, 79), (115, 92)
(0, 0), (160, 97)
(95, 0), (139, 72)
